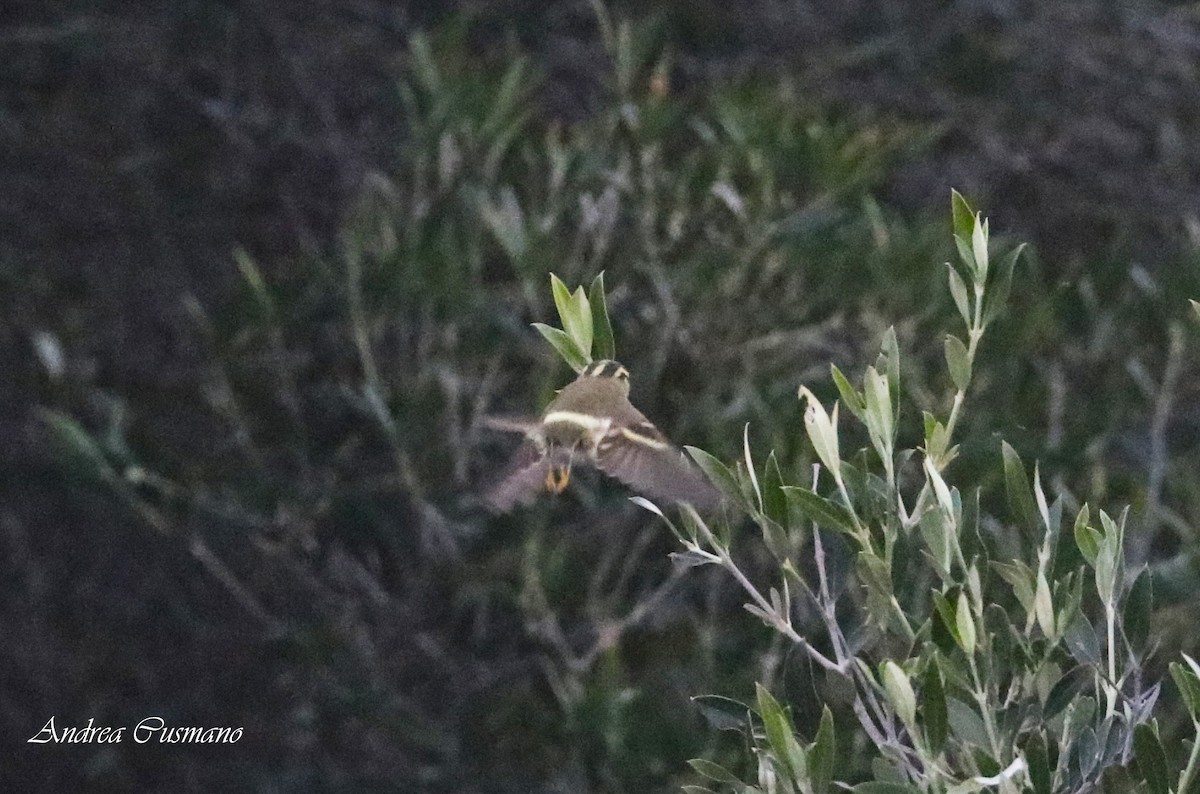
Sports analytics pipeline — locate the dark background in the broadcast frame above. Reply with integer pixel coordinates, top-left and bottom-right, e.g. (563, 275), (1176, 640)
(3, 1), (1200, 791)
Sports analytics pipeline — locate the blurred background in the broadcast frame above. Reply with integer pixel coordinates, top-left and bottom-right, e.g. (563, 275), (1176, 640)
(3, 1), (1200, 791)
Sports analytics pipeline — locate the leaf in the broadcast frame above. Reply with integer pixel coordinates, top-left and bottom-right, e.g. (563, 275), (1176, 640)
(688, 758), (743, 785)
(955, 591), (976, 655)
(972, 215), (989, 281)
(947, 263), (971, 328)
(1074, 505), (1099, 565)
(810, 706), (836, 794)
(1123, 566), (1153, 653)
(1001, 442), (1039, 542)
(853, 783), (922, 794)
(532, 323), (589, 372)
(1062, 612), (1101, 666)
(686, 446), (742, 506)
(831, 364), (866, 421)
(762, 451), (788, 529)
(984, 243), (1025, 327)
(1025, 731), (1051, 794)
(756, 683), (799, 780)
(783, 487), (858, 537)
(944, 334), (972, 390)
(951, 189), (975, 242)
(799, 387), (841, 477)
(1134, 723), (1169, 794)
(40, 409), (114, 479)
(1044, 665), (1087, 720)
(881, 661), (917, 728)
(692, 695), (749, 732)
(670, 551), (716, 569)
(588, 271), (616, 361)
(1169, 661), (1200, 721)
(921, 660), (948, 753)
(569, 286), (593, 356)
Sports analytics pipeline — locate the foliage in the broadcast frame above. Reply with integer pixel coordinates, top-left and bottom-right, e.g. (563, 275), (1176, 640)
(18, 10), (1200, 793)
(539, 198), (1200, 794)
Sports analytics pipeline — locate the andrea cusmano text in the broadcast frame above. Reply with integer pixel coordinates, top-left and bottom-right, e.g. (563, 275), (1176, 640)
(28, 716), (243, 744)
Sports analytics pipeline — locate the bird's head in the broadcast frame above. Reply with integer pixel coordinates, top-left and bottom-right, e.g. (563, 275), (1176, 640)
(580, 359), (631, 395)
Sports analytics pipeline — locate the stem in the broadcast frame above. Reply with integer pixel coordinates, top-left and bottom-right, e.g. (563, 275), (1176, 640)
(1178, 720), (1200, 794)
(697, 519), (844, 675)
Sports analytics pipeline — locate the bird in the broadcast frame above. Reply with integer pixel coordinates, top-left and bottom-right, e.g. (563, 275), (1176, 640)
(483, 359), (721, 512)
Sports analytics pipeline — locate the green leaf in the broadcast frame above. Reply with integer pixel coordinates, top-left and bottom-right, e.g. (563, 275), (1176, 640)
(991, 560), (1035, 614)
(756, 683), (798, 780)
(1062, 612), (1101, 666)
(782, 487), (858, 537)
(1001, 442), (1039, 541)
(810, 706), (836, 794)
(983, 243), (1025, 328)
(532, 323), (589, 372)
(681, 787), (718, 794)
(946, 263), (971, 328)
(1134, 724), (1169, 794)
(588, 271), (616, 361)
(1025, 731), (1051, 794)
(692, 694), (749, 732)
(548, 274), (592, 356)
(944, 334), (971, 391)
(1073, 504), (1097, 564)
(570, 286), (593, 356)
(853, 783), (923, 794)
(831, 364), (866, 421)
(951, 189), (975, 242)
(1169, 661), (1200, 721)
(862, 366), (894, 460)
(1044, 665), (1087, 720)
(955, 591), (976, 655)
(688, 758), (743, 785)
(762, 450), (789, 533)
(686, 446), (742, 506)
(921, 660), (948, 753)
(878, 326), (901, 418)
(1123, 566), (1153, 653)
(40, 409), (114, 479)
(940, 333), (969, 391)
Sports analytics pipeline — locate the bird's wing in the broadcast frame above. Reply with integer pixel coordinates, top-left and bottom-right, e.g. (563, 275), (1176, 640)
(484, 439), (548, 512)
(593, 418), (720, 510)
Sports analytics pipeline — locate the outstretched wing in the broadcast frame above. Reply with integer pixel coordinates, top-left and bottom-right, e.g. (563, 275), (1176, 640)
(593, 419), (720, 510)
(485, 440), (548, 512)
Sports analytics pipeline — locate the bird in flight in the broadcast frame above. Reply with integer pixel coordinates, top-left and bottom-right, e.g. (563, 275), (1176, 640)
(484, 359), (720, 512)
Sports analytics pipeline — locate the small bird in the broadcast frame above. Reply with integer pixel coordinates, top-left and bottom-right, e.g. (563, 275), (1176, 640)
(484, 359), (720, 512)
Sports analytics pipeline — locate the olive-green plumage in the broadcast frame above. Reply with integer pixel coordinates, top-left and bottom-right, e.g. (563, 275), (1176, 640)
(484, 360), (719, 511)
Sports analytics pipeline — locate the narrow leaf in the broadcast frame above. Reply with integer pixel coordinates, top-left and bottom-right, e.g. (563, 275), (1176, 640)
(1134, 723), (1169, 794)
(532, 323), (588, 372)
(1123, 566), (1153, 653)
(951, 189), (975, 242)
(782, 487), (858, 537)
(947, 264), (971, 328)
(810, 706), (836, 794)
(756, 683), (797, 779)
(831, 364), (866, 421)
(984, 243), (1025, 327)
(1001, 441), (1039, 541)
(689, 758), (744, 785)
(588, 271), (616, 361)
(922, 661), (948, 752)
(686, 446), (742, 505)
(945, 334), (971, 390)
